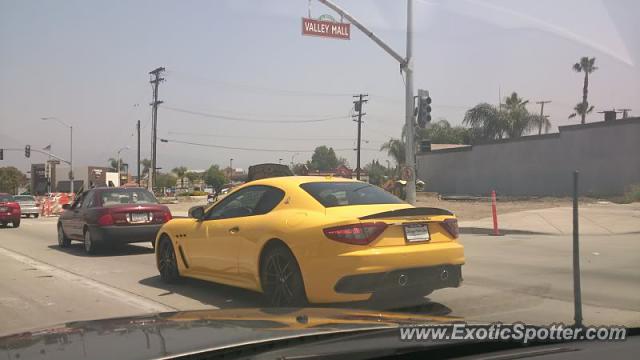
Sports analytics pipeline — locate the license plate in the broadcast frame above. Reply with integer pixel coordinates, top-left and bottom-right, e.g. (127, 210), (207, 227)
(403, 223), (430, 243)
(129, 212), (150, 223)
(0, 206), (7, 212)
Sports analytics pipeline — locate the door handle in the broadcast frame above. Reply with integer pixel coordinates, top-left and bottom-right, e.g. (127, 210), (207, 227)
(228, 226), (240, 234)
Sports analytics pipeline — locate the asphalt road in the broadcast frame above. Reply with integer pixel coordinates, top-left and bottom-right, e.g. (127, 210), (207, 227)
(1, 216), (638, 336)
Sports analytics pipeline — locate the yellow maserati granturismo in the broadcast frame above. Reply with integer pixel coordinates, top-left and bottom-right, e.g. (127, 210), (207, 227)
(155, 175), (464, 306)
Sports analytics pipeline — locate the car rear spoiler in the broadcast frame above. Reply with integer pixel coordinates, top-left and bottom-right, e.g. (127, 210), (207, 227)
(359, 207), (453, 220)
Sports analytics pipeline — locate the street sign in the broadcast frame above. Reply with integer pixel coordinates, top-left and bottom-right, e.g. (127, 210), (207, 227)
(302, 17), (350, 40)
(401, 166), (414, 181)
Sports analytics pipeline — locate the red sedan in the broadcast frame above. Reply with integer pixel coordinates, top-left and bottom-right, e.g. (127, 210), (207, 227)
(57, 187), (172, 254)
(0, 193), (21, 228)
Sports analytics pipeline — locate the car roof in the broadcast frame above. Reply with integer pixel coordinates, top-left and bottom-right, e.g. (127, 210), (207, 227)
(245, 175), (360, 188)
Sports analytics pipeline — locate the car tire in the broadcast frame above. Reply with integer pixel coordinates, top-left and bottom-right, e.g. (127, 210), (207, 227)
(260, 245), (307, 307)
(12, 219), (20, 228)
(34, 214), (39, 219)
(83, 228), (99, 255)
(158, 237), (180, 283)
(57, 224), (71, 247)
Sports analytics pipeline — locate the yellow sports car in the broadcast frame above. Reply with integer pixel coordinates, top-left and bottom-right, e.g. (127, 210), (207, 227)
(155, 176), (464, 306)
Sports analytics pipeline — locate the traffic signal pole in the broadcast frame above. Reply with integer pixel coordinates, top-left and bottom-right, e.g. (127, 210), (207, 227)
(317, 0), (417, 204)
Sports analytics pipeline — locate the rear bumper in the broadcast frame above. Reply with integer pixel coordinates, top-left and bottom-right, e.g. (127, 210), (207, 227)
(89, 224), (163, 244)
(20, 206), (39, 215)
(335, 264), (462, 294)
(301, 241), (465, 303)
(0, 213), (20, 222)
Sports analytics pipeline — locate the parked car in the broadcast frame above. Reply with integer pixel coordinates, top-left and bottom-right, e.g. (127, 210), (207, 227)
(155, 176), (464, 307)
(0, 193), (21, 228)
(13, 195), (40, 218)
(57, 187), (172, 254)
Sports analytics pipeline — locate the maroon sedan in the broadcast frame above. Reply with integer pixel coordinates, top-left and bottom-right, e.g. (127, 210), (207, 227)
(57, 187), (172, 254)
(0, 193), (21, 228)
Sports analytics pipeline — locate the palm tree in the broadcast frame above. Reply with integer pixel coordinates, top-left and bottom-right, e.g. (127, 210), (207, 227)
(464, 92), (546, 140)
(568, 102), (595, 122)
(463, 103), (507, 140)
(172, 166), (188, 189)
(570, 57), (597, 124)
(380, 139), (405, 169)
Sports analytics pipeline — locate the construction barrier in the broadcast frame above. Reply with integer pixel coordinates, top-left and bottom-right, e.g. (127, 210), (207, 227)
(39, 193), (75, 217)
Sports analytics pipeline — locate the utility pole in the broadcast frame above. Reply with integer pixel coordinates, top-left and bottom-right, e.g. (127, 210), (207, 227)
(536, 100), (552, 135)
(137, 120), (141, 186)
(353, 94), (368, 180)
(316, 0), (416, 203)
(149, 67), (165, 192)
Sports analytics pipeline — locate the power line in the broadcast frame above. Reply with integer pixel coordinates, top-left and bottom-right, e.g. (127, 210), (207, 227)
(165, 69), (353, 98)
(167, 131), (384, 143)
(159, 138), (382, 153)
(162, 106), (349, 123)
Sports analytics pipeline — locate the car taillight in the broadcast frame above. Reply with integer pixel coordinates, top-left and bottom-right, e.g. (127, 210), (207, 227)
(163, 211), (172, 222)
(97, 213), (114, 226)
(323, 222), (388, 245)
(441, 218), (459, 239)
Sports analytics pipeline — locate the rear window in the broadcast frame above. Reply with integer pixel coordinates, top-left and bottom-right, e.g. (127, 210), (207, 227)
(300, 182), (404, 208)
(0, 195), (14, 202)
(14, 196), (35, 202)
(99, 189), (158, 206)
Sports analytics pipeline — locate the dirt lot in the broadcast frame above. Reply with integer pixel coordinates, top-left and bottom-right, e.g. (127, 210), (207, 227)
(415, 193), (596, 221)
(165, 193), (595, 222)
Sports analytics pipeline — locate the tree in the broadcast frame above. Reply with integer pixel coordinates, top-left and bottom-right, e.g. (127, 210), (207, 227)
(463, 92), (547, 141)
(153, 172), (177, 188)
(291, 163), (308, 175)
(380, 139), (405, 167)
(141, 158), (152, 178)
(309, 146), (339, 171)
(417, 119), (473, 144)
(172, 166), (188, 189)
(365, 160), (388, 186)
(0, 167), (27, 194)
(185, 171), (202, 190)
(570, 57), (597, 124)
(337, 157), (349, 168)
(203, 165), (226, 191)
(108, 158), (120, 171)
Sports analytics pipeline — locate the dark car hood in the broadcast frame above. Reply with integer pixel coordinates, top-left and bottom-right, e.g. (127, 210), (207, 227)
(0, 307), (457, 360)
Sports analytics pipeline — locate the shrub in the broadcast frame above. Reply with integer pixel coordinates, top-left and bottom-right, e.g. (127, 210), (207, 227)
(623, 184), (640, 203)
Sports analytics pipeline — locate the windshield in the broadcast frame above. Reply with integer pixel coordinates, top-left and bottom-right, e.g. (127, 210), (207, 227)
(100, 189), (158, 206)
(301, 182), (404, 207)
(0, 0), (638, 357)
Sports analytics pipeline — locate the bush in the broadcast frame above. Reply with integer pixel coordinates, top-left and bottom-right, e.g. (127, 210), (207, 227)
(177, 192), (191, 197)
(190, 191), (208, 196)
(623, 184), (640, 203)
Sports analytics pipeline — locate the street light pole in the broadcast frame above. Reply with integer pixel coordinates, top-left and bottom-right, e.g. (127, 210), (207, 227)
(41, 117), (74, 194)
(403, 0), (416, 204)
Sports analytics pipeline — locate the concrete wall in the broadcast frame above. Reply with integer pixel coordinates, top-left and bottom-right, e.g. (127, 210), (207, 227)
(416, 118), (640, 196)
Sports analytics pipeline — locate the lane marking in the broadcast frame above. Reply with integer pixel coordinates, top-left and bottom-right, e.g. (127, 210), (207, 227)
(0, 247), (176, 314)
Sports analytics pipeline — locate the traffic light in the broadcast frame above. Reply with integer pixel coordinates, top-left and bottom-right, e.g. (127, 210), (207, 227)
(25, 145), (31, 158)
(0, 149), (3, 160)
(417, 91), (432, 128)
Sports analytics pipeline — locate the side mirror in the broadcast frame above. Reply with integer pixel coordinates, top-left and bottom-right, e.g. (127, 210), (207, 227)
(188, 206), (205, 220)
(62, 204), (71, 210)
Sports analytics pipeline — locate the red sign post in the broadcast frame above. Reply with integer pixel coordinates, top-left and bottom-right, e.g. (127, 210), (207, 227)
(302, 17), (350, 40)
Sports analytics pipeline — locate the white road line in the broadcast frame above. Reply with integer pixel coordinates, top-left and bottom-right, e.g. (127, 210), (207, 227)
(0, 247), (176, 314)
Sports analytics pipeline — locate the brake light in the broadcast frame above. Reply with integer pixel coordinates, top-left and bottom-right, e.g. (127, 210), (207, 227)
(441, 218), (459, 239)
(97, 213), (114, 226)
(163, 211), (172, 222)
(323, 222), (388, 245)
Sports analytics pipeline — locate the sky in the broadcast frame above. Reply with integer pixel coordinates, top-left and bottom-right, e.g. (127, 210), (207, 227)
(1, 0), (639, 174)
